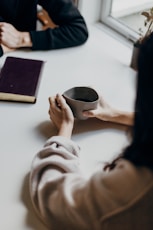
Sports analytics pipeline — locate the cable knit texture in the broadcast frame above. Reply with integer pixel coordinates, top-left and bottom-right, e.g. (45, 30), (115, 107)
(29, 136), (153, 230)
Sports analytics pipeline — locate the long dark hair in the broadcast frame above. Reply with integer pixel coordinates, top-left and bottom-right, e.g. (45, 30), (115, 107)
(105, 34), (153, 171)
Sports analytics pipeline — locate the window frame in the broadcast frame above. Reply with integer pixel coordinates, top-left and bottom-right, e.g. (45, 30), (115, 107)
(100, 0), (140, 43)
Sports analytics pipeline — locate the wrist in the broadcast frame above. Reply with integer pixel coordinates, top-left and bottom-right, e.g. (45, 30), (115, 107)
(97, 107), (117, 122)
(105, 109), (134, 126)
(103, 108), (120, 122)
(58, 122), (74, 138)
(20, 32), (32, 47)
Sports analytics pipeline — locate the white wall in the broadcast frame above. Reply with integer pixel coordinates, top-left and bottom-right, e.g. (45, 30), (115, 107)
(78, 0), (101, 24)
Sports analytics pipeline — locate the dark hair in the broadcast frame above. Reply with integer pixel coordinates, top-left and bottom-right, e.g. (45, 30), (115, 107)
(105, 33), (153, 171)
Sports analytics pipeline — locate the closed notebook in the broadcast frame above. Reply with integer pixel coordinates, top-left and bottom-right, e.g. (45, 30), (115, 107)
(0, 56), (44, 103)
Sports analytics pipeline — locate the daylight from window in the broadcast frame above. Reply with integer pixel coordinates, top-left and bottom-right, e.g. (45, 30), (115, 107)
(111, 0), (153, 35)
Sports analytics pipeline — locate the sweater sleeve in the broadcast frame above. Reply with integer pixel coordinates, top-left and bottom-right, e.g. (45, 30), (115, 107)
(29, 136), (153, 230)
(29, 135), (117, 230)
(30, 0), (88, 50)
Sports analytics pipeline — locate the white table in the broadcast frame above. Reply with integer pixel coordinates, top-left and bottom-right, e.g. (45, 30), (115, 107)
(0, 25), (136, 230)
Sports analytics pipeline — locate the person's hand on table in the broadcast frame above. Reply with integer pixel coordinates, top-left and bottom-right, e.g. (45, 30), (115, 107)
(48, 94), (74, 138)
(0, 22), (32, 49)
(83, 96), (134, 126)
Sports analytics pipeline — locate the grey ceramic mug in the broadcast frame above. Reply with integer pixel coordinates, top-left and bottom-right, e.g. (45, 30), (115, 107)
(63, 86), (99, 120)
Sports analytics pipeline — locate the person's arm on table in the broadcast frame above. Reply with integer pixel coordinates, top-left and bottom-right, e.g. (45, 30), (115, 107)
(48, 94), (74, 138)
(0, 22), (32, 51)
(29, 94), (138, 230)
(32, 0), (88, 50)
(83, 96), (134, 126)
(0, 0), (88, 55)
(29, 94), (108, 230)
(0, 0), (88, 57)
(29, 94), (86, 229)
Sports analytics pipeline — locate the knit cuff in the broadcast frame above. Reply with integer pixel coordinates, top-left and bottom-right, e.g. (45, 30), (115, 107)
(30, 29), (52, 50)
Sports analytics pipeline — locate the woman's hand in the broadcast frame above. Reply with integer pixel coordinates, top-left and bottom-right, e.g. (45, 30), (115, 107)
(83, 96), (134, 126)
(48, 94), (74, 138)
(0, 22), (32, 48)
(83, 96), (114, 121)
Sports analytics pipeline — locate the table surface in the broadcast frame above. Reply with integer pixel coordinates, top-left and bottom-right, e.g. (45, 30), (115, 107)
(0, 25), (136, 230)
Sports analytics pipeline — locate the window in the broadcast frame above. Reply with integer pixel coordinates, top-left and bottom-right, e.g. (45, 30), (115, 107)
(100, 0), (153, 42)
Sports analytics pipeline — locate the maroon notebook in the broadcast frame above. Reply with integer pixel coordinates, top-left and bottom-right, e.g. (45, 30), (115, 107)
(0, 56), (44, 103)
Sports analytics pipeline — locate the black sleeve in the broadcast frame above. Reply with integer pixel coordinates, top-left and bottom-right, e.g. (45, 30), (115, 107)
(0, 46), (3, 57)
(30, 0), (88, 50)
(0, 16), (4, 22)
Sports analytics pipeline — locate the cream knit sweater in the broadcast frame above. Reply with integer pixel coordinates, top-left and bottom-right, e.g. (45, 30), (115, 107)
(29, 136), (153, 230)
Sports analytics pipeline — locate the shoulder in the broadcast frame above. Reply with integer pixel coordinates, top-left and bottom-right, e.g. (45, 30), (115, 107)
(97, 159), (153, 203)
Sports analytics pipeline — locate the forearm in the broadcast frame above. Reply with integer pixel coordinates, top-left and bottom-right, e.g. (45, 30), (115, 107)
(105, 109), (134, 126)
(58, 123), (73, 138)
(30, 0), (88, 50)
(30, 136), (80, 199)
(30, 136), (80, 187)
(30, 22), (88, 51)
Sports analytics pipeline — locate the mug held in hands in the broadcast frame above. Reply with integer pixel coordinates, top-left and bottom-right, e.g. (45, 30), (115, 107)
(63, 86), (99, 120)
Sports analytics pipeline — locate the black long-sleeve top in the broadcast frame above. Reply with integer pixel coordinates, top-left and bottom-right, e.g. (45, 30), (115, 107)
(0, 0), (88, 57)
